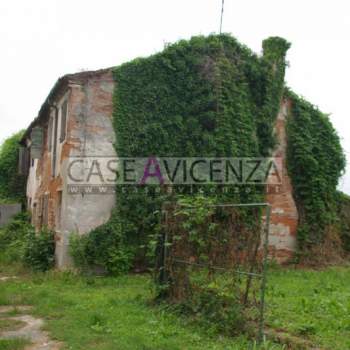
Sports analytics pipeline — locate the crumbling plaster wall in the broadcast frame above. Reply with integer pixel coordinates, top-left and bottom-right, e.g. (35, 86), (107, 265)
(26, 68), (299, 268)
(26, 70), (116, 268)
(57, 71), (116, 267)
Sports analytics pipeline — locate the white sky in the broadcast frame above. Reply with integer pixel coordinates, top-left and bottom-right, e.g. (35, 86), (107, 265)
(0, 0), (349, 194)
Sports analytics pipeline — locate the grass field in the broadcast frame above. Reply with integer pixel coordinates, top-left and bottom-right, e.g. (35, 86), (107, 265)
(0, 264), (349, 349)
(266, 266), (350, 349)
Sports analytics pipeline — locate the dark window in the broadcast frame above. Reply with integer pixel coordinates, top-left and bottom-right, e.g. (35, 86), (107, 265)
(57, 191), (62, 230)
(30, 126), (43, 159)
(52, 108), (59, 177)
(38, 196), (43, 229)
(48, 117), (53, 152)
(43, 194), (49, 227)
(60, 100), (68, 142)
(32, 203), (37, 226)
(18, 146), (30, 175)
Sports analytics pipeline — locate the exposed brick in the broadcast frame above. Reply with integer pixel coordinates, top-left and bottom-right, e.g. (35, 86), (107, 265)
(265, 99), (298, 262)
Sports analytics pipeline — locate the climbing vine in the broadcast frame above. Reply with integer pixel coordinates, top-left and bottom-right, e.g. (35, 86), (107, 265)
(257, 38), (290, 155)
(71, 34), (347, 271)
(285, 89), (346, 252)
(109, 34), (290, 268)
(0, 131), (26, 204)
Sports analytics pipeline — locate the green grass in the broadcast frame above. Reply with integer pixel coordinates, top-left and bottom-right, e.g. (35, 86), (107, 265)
(0, 338), (30, 350)
(0, 268), (283, 350)
(266, 266), (350, 349)
(1, 265), (349, 349)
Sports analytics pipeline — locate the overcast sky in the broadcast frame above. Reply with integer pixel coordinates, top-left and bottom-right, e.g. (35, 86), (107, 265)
(1, 0), (349, 194)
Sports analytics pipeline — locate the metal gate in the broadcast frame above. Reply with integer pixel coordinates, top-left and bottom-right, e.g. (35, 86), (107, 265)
(157, 202), (271, 342)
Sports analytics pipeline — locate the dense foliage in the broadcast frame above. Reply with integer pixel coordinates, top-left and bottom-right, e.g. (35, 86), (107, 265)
(0, 212), (31, 262)
(110, 34), (289, 267)
(336, 191), (350, 252)
(23, 227), (55, 271)
(156, 194), (264, 334)
(0, 212), (55, 271)
(73, 34), (291, 272)
(258, 37), (291, 155)
(0, 131), (26, 203)
(73, 33), (346, 272)
(70, 213), (133, 275)
(285, 90), (346, 251)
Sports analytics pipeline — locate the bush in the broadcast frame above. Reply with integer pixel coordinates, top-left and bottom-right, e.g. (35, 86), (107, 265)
(336, 191), (350, 252)
(0, 212), (55, 271)
(174, 287), (244, 336)
(69, 234), (89, 270)
(0, 212), (32, 263)
(23, 228), (55, 271)
(69, 214), (134, 275)
(0, 131), (26, 203)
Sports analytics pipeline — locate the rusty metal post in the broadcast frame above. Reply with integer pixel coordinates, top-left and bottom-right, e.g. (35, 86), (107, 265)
(258, 204), (271, 343)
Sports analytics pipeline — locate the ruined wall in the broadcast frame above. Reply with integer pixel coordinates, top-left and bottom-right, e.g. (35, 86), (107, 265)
(25, 70), (116, 268)
(57, 71), (116, 267)
(26, 110), (60, 232)
(25, 66), (299, 268)
(266, 99), (298, 262)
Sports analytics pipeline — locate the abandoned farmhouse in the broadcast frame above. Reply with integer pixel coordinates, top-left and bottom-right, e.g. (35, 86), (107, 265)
(17, 35), (344, 268)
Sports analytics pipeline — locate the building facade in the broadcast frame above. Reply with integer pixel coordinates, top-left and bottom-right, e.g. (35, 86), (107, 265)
(21, 68), (116, 267)
(21, 68), (298, 268)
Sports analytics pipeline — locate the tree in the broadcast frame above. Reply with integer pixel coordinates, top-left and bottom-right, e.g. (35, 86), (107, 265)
(0, 131), (26, 203)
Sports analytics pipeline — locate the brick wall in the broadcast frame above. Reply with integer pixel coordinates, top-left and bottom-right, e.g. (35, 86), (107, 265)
(265, 99), (298, 262)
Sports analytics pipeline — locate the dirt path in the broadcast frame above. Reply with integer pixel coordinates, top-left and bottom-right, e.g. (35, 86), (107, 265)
(0, 279), (62, 350)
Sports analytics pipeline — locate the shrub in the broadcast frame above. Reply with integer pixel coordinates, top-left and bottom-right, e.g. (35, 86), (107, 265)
(336, 191), (350, 252)
(0, 212), (55, 271)
(23, 228), (55, 271)
(174, 287), (244, 336)
(0, 212), (32, 263)
(69, 234), (89, 270)
(0, 131), (26, 203)
(69, 214), (134, 275)
(286, 90), (346, 251)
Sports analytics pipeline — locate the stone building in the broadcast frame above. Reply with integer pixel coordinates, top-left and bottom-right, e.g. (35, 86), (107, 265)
(20, 67), (298, 268)
(20, 68), (116, 267)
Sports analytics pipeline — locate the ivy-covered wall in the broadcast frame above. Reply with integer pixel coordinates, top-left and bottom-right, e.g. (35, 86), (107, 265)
(110, 34), (290, 263)
(285, 89), (346, 253)
(71, 34), (347, 272)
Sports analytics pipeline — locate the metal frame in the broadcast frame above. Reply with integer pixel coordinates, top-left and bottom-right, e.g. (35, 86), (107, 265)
(160, 202), (271, 343)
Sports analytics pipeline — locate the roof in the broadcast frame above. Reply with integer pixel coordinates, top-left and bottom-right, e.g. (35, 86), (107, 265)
(20, 67), (113, 145)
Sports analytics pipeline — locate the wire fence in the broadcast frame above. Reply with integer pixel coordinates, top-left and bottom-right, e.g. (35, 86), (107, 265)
(157, 202), (271, 342)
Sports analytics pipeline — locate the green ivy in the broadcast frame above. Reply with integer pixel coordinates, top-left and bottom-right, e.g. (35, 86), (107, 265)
(109, 34), (289, 268)
(76, 34), (346, 271)
(336, 192), (350, 252)
(285, 89), (346, 250)
(0, 131), (26, 203)
(23, 227), (55, 272)
(0, 212), (55, 271)
(69, 212), (133, 275)
(257, 38), (290, 155)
